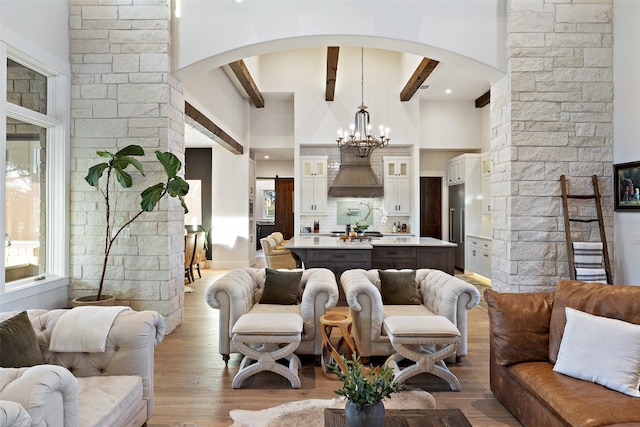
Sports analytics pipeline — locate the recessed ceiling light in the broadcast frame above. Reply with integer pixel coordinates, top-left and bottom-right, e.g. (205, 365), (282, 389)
(445, 89), (452, 94)
(264, 155), (269, 159)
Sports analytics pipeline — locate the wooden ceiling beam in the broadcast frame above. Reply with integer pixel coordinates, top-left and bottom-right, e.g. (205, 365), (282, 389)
(475, 90), (491, 108)
(228, 60), (265, 108)
(325, 46), (340, 101)
(400, 58), (440, 102)
(184, 101), (243, 155)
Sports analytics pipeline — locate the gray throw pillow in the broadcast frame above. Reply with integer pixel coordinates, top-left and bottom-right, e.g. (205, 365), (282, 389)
(260, 268), (302, 305)
(379, 270), (421, 305)
(0, 311), (43, 368)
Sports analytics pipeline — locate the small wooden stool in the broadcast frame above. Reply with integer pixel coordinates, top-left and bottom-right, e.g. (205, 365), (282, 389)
(231, 313), (303, 389)
(383, 315), (461, 390)
(320, 313), (357, 379)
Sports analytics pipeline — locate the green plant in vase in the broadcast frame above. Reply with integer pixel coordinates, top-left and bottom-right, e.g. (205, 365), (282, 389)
(331, 353), (403, 427)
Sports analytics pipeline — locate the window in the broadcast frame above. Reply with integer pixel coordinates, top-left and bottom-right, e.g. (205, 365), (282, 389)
(2, 43), (69, 296)
(263, 190), (275, 220)
(5, 128), (46, 282)
(6, 59), (47, 114)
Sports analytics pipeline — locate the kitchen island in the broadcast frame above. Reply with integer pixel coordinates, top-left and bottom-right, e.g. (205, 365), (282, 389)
(285, 236), (457, 297)
(286, 236), (456, 303)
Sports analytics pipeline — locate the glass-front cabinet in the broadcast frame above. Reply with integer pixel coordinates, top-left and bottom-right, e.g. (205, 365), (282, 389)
(383, 156), (411, 215)
(300, 156), (327, 214)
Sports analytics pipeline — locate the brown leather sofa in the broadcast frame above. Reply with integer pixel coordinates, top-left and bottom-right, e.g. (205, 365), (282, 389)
(485, 280), (640, 427)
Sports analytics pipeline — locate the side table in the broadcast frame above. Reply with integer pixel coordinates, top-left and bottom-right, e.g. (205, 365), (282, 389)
(324, 408), (473, 427)
(320, 313), (357, 379)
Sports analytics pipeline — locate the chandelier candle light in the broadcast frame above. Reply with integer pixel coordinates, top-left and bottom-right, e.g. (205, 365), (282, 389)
(337, 48), (390, 158)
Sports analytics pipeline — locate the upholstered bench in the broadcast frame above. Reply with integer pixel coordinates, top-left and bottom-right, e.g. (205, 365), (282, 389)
(383, 315), (461, 390)
(231, 312), (303, 389)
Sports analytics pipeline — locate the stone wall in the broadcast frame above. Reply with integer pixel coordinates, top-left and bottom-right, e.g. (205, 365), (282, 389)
(68, 0), (186, 332)
(491, 0), (613, 292)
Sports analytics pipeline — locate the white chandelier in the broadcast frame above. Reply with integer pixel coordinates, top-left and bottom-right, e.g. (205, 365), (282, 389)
(336, 48), (390, 158)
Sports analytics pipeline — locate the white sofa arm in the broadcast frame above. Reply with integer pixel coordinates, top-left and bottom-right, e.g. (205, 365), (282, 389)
(417, 269), (481, 357)
(340, 269), (385, 355)
(300, 268), (339, 353)
(0, 365), (79, 427)
(205, 268), (257, 361)
(30, 309), (165, 422)
(0, 400), (31, 427)
(417, 269), (480, 316)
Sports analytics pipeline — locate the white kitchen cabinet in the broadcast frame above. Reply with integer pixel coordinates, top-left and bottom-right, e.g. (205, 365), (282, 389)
(384, 177), (411, 214)
(481, 152), (491, 177)
(466, 235), (491, 279)
(482, 175), (491, 215)
(300, 156), (327, 214)
(447, 157), (465, 185)
(385, 157), (410, 178)
(481, 152), (491, 215)
(383, 156), (411, 215)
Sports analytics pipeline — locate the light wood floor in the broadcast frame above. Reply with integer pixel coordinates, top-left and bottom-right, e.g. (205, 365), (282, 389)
(148, 269), (522, 427)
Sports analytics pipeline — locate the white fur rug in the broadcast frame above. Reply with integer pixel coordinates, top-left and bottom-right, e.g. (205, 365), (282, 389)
(229, 390), (436, 427)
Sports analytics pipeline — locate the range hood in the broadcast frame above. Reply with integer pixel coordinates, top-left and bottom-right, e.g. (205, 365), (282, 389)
(328, 150), (384, 197)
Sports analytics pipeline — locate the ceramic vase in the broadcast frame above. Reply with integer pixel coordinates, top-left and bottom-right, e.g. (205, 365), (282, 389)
(71, 295), (116, 307)
(344, 400), (385, 427)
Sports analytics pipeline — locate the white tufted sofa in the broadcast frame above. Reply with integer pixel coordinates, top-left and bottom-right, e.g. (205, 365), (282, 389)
(0, 309), (165, 427)
(340, 269), (481, 361)
(205, 267), (339, 364)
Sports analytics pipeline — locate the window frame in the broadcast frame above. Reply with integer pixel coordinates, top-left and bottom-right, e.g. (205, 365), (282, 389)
(1, 41), (70, 300)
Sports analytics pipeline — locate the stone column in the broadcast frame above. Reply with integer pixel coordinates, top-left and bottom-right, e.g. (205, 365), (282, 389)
(69, 0), (185, 332)
(491, 0), (613, 292)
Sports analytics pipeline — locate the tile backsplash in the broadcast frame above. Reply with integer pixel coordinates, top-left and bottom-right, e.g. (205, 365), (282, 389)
(299, 146), (411, 234)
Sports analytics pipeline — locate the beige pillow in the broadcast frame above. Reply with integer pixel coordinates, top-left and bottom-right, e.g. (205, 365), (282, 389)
(379, 270), (421, 305)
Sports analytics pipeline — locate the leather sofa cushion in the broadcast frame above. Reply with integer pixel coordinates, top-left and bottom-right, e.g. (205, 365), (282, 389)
(549, 280), (640, 363)
(77, 375), (143, 427)
(508, 362), (640, 427)
(485, 289), (553, 366)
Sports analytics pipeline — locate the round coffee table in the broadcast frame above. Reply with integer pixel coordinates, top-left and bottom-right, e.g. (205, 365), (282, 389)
(320, 313), (357, 379)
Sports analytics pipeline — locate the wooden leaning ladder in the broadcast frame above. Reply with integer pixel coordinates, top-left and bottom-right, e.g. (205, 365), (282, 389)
(560, 175), (612, 284)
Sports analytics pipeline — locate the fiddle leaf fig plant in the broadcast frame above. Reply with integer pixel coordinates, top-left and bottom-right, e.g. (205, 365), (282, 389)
(85, 145), (189, 301)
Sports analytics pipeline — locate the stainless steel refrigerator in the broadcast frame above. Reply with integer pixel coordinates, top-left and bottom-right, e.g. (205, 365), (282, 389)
(449, 184), (465, 271)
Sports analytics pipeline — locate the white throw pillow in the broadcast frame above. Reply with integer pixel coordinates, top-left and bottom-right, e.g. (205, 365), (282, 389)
(553, 307), (640, 397)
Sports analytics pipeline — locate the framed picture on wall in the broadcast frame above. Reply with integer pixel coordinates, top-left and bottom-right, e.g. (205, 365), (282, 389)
(614, 161), (640, 211)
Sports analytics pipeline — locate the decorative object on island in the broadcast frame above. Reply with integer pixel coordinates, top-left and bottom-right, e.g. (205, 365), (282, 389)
(77, 145), (190, 304)
(331, 352), (403, 427)
(354, 201), (387, 234)
(336, 48), (390, 158)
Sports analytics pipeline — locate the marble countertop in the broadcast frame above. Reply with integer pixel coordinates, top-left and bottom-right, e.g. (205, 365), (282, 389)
(467, 234), (491, 241)
(285, 236), (456, 249)
(298, 232), (415, 237)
